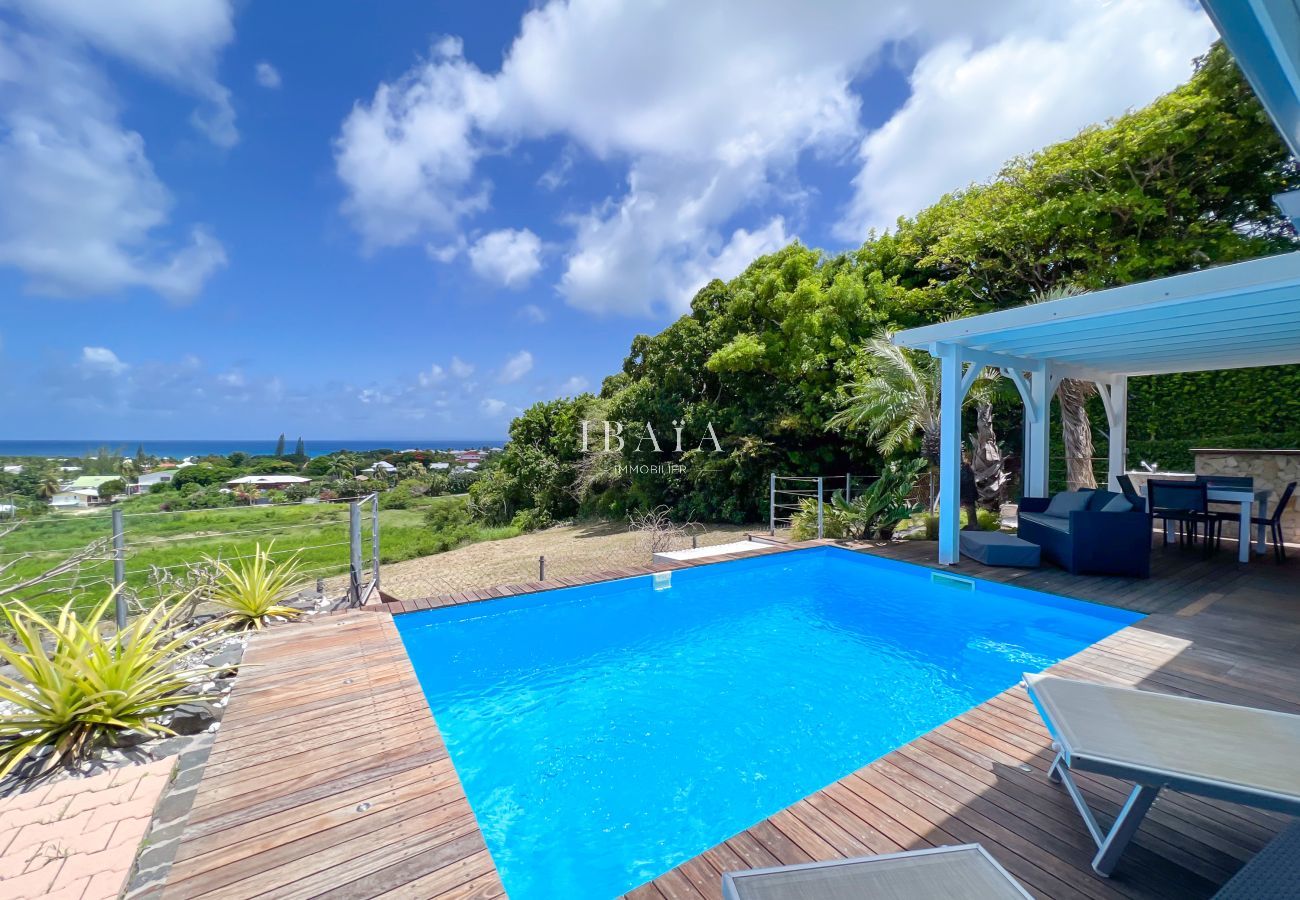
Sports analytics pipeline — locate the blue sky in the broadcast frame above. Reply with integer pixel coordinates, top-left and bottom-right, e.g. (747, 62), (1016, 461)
(0, 1), (1215, 440)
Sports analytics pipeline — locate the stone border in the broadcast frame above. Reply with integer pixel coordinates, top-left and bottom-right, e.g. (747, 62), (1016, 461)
(121, 735), (215, 900)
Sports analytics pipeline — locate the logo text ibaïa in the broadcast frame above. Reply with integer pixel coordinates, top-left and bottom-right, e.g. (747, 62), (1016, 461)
(579, 420), (723, 453)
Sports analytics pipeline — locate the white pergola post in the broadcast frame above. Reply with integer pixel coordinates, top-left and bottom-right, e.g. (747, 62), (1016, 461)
(1024, 362), (1053, 498)
(937, 343), (965, 564)
(1097, 375), (1128, 490)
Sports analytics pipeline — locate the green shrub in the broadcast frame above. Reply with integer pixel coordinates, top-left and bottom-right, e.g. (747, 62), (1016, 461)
(0, 590), (221, 778)
(510, 508), (554, 532)
(207, 543), (304, 630)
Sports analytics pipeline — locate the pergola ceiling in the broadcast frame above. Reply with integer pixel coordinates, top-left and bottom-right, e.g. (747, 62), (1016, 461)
(893, 252), (1300, 378)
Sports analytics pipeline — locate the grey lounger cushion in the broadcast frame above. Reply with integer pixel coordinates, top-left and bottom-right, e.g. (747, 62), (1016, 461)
(721, 845), (1031, 900)
(960, 530), (1041, 567)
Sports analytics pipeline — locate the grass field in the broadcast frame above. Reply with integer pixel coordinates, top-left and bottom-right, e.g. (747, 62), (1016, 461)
(0, 494), (517, 614)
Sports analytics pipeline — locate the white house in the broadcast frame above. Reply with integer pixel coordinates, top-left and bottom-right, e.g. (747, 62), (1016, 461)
(0, 502), (17, 516)
(129, 470), (176, 495)
(2, 464), (23, 475)
(226, 475), (312, 490)
(362, 460), (398, 475)
(50, 489), (99, 509)
(430, 462), (450, 470)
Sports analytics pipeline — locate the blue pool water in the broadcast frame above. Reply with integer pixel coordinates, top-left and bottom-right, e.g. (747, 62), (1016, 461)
(397, 547), (1139, 899)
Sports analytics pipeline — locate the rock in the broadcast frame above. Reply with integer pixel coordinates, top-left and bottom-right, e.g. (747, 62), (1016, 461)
(168, 702), (217, 736)
(206, 646), (242, 674)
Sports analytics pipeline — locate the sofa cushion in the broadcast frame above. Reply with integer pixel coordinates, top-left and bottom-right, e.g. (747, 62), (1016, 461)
(1100, 495), (1133, 513)
(1019, 511), (1072, 533)
(960, 531), (1041, 567)
(1045, 491), (1092, 517)
(1086, 489), (1123, 511)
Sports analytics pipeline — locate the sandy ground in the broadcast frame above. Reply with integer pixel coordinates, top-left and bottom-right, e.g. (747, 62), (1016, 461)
(373, 520), (768, 600)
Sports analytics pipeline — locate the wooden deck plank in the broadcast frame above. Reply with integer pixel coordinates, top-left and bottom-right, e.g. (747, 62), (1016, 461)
(162, 611), (504, 900)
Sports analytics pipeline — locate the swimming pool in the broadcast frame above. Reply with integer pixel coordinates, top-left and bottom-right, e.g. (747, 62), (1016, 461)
(396, 546), (1139, 899)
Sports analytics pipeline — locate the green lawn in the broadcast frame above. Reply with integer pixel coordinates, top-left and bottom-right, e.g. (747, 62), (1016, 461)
(1, 494), (517, 614)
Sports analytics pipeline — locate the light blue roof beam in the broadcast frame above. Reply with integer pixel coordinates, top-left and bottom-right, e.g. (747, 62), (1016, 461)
(1201, 0), (1300, 159)
(894, 252), (1300, 378)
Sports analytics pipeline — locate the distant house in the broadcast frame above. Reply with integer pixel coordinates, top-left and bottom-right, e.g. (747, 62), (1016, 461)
(0, 502), (17, 516)
(66, 475), (121, 493)
(429, 462), (450, 470)
(50, 489), (99, 509)
(454, 451), (483, 464)
(362, 460), (398, 475)
(129, 470), (176, 495)
(226, 475), (311, 490)
(2, 464), (23, 475)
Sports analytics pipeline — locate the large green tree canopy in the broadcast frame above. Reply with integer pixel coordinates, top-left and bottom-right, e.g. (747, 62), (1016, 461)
(474, 44), (1298, 525)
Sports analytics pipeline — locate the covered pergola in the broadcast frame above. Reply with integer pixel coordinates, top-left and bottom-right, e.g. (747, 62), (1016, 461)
(893, 251), (1300, 565)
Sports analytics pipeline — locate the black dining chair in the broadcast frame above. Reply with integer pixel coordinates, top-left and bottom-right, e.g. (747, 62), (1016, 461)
(1196, 475), (1256, 544)
(1250, 481), (1296, 563)
(1148, 479), (1218, 553)
(1117, 474), (1146, 512)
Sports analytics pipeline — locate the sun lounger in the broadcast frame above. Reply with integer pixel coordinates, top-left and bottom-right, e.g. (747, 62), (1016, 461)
(1025, 672), (1300, 876)
(721, 845), (1031, 900)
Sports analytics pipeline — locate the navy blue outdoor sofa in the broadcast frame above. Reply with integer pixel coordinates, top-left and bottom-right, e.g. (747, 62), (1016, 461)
(1018, 489), (1151, 578)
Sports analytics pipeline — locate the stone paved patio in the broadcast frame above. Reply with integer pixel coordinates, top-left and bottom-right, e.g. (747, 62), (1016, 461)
(0, 758), (175, 899)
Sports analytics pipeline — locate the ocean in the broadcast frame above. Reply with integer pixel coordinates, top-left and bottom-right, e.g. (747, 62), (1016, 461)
(0, 439), (503, 460)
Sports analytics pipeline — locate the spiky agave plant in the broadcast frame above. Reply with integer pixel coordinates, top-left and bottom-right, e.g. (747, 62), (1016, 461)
(206, 543), (304, 630)
(0, 589), (221, 779)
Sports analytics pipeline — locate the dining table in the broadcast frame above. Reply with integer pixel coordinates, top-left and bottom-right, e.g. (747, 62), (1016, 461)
(1142, 483), (1272, 563)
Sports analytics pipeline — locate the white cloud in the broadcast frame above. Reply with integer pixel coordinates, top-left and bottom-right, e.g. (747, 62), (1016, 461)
(480, 397), (507, 416)
(255, 61), (281, 89)
(335, 36), (497, 249)
(517, 303), (547, 323)
(216, 369), (245, 388)
(560, 375), (589, 393)
(498, 349), (533, 383)
(417, 363), (445, 386)
(0, 23), (228, 300)
(449, 356), (474, 378)
(335, 0), (1214, 315)
(467, 228), (543, 287)
(4, 0), (239, 146)
(80, 346), (127, 375)
(838, 0), (1216, 237)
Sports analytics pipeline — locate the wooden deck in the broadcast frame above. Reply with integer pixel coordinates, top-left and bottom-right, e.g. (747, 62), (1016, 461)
(163, 536), (1298, 899)
(629, 537), (1300, 900)
(162, 611), (506, 900)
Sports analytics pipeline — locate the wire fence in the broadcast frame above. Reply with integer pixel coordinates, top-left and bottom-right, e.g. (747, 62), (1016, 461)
(769, 472), (937, 536)
(0, 495), (380, 625)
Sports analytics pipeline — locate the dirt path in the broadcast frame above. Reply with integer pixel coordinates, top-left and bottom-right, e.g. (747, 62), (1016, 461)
(372, 520), (766, 600)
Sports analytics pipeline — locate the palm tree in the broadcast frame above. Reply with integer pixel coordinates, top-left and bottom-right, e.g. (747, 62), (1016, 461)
(1032, 285), (1098, 491)
(830, 331), (997, 525)
(327, 454), (355, 480)
(118, 458), (137, 490)
(36, 471), (61, 501)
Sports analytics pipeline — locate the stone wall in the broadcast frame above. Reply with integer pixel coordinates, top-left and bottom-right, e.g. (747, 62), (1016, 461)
(1192, 449), (1299, 545)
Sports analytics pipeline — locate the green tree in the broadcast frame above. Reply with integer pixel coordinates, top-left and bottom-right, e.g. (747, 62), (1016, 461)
(293, 437), (306, 460)
(275, 433), (286, 457)
(36, 472), (61, 501)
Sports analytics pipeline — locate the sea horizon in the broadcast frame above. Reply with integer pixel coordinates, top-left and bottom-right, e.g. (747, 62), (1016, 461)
(0, 439), (504, 460)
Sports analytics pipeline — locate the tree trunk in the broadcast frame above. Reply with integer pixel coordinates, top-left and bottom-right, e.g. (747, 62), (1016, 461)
(1058, 378), (1097, 490)
(968, 401), (1007, 510)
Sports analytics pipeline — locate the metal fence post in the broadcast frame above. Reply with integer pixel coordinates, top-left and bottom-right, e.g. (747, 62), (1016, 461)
(111, 508), (126, 629)
(370, 494), (380, 593)
(348, 501), (362, 605)
(816, 476), (824, 540)
(769, 472), (776, 534)
(539, 555), (546, 581)
(845, 473), (852, 503)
